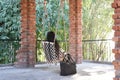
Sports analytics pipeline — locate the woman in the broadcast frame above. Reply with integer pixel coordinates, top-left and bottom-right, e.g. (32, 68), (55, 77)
(46, 31), (61, 60)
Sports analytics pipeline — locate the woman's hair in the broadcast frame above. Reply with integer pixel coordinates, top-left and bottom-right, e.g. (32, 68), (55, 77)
(46, 31), (60, 58)
(46, 31), (55, 42)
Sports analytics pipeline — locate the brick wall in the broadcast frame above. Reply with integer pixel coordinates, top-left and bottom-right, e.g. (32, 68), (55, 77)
(69, 0), (82, 63)
(112, 0), (120, 79)
(15, 0), (36, 68)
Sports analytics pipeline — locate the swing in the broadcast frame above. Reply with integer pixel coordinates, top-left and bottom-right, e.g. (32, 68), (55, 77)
(41, 0), (67, 63)
(42, 41), (66, 63)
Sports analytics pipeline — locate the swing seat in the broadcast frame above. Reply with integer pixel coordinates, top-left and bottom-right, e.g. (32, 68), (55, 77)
(42, 41), (65, 63)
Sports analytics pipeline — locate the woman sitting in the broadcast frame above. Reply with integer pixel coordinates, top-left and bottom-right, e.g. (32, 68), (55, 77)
(46, 31), (65, 61)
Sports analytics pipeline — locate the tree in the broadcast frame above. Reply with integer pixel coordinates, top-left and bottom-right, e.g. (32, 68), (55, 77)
(36, 0), (69, 62)
(0, 0), (20, 64)
(82, 0), (114, 61)
(0, 0), (20, 40)
(82, 0), (113, 40)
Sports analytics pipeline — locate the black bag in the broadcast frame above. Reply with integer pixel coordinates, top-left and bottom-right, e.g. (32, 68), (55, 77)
(60, 54), (76, 76)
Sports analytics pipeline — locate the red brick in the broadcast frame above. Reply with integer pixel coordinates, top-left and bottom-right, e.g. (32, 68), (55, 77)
(113, 14), (118, 19)
(112, 3), (117, 8)
(112, 25), (120, 30)
(114, 31), (120, 36)
(113, 77), (119, 80)
(112, 37), (120, 42)
(112, 49), (119, 53)
(117, 2), (120, 7)
(114, 19), (120, 24)
(115, 8), (120, 13)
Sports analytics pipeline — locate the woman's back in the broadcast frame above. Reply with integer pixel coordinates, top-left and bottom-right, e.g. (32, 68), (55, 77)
(46, 31), (60, 59)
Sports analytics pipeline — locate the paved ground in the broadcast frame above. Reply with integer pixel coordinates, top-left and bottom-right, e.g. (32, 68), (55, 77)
(0, 62), (114, 80)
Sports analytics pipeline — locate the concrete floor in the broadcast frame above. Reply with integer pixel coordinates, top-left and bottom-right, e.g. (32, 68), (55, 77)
(0, 62), (114, 80)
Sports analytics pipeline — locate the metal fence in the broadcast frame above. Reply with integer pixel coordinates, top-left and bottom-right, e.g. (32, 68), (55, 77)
(0, 39), (19, 64)
(82, 39), (114, 62)
(0, 39), (114, 64)
(37, 39), (114, 63)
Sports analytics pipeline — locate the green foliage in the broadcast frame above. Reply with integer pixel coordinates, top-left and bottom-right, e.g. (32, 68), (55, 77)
(82, 0), (114, 61)
(0, 0), (20, 64)
(0, 0), (20, 40)
(0, 40), (19, 64)
(82, 0), (113, 40)
(82, 40), (113, 62)
(36, 0), (69, 62)
(36, 0), (69, 41)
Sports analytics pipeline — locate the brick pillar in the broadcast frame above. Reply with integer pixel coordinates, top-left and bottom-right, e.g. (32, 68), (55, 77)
(69, 0), (82, 63)
(112, 0), (120, 80)
(15, 0), (36, 68)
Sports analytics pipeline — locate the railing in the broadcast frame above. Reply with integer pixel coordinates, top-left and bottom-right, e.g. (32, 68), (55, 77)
(82, 39), (114, 62)
(36, 40), (45, 62)
(0, 39), (114, 64)
(0, 39), (19, 64)
(36, 39), (114, 63)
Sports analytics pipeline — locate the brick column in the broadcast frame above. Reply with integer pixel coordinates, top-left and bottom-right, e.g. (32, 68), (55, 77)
(69, 0), (82, 63)
(112, 0), (120, 80)
(15, 0), (36, 68)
